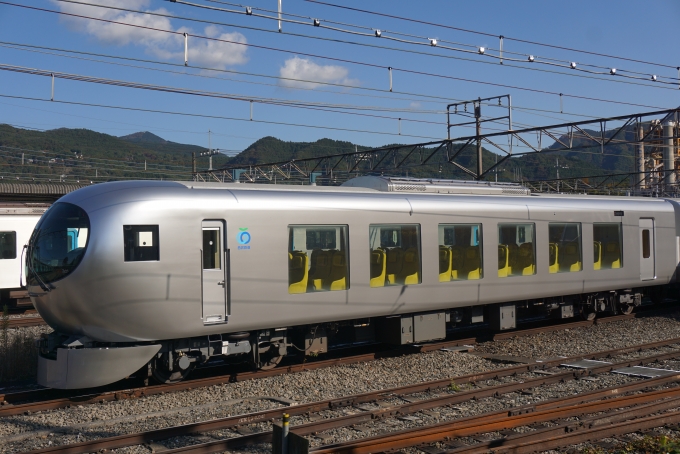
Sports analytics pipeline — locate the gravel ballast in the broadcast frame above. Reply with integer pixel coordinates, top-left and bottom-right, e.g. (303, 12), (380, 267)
(2, 312), (680, 453)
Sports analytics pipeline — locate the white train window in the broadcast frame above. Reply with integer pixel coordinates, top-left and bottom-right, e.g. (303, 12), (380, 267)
(124, 225), (159, 262)
(0, 231), (16, 260)
(594, 223), (622, 270)
(438, 224), (483, 282)
(548, 223), (582, 273)
(288, 225), (348, 294)
(369, 224), (421, 287)
(498, 223), (536, 277)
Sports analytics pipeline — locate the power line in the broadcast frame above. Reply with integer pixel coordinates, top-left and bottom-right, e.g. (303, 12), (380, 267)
(172, 0), (677, 85)
(0, 93), (444, 140)
(0, 40), (604, 122)
(0, 64), (454, 132)
(51, 0), (679, 89)
(2, 1), (668, 110)
(304, 0), (680, 71)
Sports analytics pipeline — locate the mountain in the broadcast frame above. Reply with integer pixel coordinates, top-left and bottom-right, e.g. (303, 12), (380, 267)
(0, 125), (228, 182)
(120, 131), (168, 144)
(0, 125), (638, 184)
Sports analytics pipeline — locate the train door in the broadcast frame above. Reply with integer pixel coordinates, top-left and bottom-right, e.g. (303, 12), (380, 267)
(639, 218), (655, 281)
(202, 220), (228, 324)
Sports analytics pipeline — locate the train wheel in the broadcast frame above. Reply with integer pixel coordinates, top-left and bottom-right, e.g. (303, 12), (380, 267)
(151, 356), (195, 384)
(257, 351), (283, 370)
(582, 310), (596, 321)
(619, 304), (634, 315)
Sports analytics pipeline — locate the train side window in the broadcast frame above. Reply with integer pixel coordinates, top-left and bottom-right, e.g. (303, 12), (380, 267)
(498, 223), (536, 277)
(124, 225), (159, 262)
(369, 224), (421, 287)
(0, 231), (16, 260)
(593, 223), (623, 270)
(288, 225), (348, 293)
(438, 224), (483, 282)
(642, 230), (650, 259)
(548, 223), (582, 273)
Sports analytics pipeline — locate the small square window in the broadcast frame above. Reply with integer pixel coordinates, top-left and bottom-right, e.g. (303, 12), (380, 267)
(0, 231), (16, 260)
(124, 225), (159, 262)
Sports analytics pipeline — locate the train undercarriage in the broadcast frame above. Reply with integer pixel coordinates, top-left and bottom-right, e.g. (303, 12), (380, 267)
(37, 286), (652, 387)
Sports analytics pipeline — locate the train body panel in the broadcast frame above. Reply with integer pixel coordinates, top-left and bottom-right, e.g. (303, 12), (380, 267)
(25, 178), (680, 388)
(30, 181), (676, 341)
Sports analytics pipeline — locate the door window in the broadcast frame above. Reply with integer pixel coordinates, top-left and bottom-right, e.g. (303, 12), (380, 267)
(203, 228), (221, 269)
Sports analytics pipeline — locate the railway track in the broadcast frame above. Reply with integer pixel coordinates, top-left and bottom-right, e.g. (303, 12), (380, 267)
(0, 313), (635, 417)
(5, 316), (44, 328)
(12, 335), (680, 454)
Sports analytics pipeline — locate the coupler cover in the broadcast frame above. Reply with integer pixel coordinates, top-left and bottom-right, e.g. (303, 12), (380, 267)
(37, 344), (161, 389)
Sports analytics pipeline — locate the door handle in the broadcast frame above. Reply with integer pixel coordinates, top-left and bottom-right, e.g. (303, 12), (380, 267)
(217, 281), (225, 287)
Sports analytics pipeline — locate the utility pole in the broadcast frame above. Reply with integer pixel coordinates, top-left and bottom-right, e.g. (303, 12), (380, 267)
(192, 152), (196, 181)
(475, 99), (482, 180)
(636, 124), (646, 190)
(208, 130), (213, 171)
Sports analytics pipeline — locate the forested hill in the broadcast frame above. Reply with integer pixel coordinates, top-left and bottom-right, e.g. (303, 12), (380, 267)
(0, 124), (635, 183)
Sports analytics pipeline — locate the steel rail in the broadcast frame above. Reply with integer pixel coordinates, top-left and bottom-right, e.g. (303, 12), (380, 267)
(5, 316), (45, 328)
(443, 394), (680, 453)
(311, 381), (680, 453)
(19, 340), (680, 454)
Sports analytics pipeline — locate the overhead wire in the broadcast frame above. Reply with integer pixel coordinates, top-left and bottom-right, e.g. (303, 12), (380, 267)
(0, 93), (445, 140)
(304, 0), (680, 71)
(173, 0), (678, 84)
(2, 1), (673, 110)
(0, 40), (605, 122)
(51, 0), (680, 89)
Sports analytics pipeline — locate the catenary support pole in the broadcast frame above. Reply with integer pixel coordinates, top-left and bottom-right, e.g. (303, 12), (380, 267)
(475, 99), (482, 179)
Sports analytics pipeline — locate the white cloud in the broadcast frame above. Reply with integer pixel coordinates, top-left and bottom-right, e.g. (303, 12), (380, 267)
(409, 101), (422, 109)
(279, 57), (357, 89)
(52, 0), (248, 69)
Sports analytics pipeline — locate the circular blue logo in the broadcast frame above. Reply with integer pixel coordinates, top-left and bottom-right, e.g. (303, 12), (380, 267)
(237, 231), (251, 245)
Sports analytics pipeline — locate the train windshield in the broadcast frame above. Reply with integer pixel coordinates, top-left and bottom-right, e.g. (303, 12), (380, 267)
(28, 202), (90, 286)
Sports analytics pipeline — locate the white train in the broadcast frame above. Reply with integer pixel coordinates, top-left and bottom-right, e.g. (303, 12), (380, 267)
(26, 177), (678, 389)
(0, 203), (48, 308)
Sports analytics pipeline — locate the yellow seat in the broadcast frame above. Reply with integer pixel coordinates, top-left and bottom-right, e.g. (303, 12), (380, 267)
(549, 243), (559, 274)
(462, 246), (481, 280)
(506, 244), (519, 275)
(288, 251), (309, 294)
(370, 248), (386, 287)
(560, 242), (581, 272)
(438, 245), (452, 282)
(326, 251), (347, 290)
(603, 242), (621, 269)
(309, 249), (332, 290)
(498, 244), (509, 277)
(593, 241), (602, 270)
(385, 247), (404, 285)
(400, 247), (420, 285)
(450, 246), (464, 280)
(512, 243), (535, 276)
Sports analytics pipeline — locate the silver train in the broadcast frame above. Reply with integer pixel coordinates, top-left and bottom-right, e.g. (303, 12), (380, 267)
(28, 176), (679, 389)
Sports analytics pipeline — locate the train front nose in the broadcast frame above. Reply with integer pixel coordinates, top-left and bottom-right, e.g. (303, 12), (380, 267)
(27, 202), (90, 319)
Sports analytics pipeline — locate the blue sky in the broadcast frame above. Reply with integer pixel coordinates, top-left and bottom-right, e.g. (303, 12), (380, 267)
(1, 0), (679, 155)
